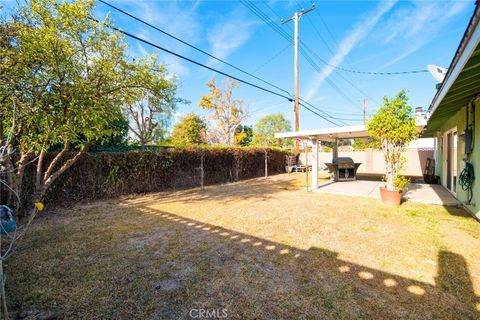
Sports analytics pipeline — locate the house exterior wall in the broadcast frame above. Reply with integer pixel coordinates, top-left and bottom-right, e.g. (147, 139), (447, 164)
(435, 99), (480, 218)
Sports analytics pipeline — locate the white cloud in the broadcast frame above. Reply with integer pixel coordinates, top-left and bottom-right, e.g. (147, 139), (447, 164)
(304, 0), (397, 100)
(110, 0), (202, 77)
(375, 0), (470, 70)
(163, 55), (190, 77)
(115, 0), (200, 42)
(378, 44), (423, 70)
(207, 9), (258, 62)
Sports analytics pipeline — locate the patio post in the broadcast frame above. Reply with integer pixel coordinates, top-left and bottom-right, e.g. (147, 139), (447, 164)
(332, 138), (338, 161)
(311, 138), (318, 189)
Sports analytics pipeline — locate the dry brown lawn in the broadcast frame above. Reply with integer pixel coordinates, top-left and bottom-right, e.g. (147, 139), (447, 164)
(5, 173), (480, 319)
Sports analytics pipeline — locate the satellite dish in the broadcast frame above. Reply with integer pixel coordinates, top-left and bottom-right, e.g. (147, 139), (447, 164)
(427, 64), (448, 82)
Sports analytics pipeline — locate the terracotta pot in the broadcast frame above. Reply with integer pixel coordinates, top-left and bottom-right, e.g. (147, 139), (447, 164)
(379, 187), (402, 205)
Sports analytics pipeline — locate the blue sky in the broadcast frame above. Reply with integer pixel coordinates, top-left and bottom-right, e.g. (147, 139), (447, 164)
(2, 0), (476, 131)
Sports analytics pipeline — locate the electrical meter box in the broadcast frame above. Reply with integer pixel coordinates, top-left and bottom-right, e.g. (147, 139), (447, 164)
(465, 128), (473, 154)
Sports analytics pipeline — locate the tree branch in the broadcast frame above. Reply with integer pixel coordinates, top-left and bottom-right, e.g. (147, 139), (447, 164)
(43, 142), (91, 190)
(42, 141), (70, 184)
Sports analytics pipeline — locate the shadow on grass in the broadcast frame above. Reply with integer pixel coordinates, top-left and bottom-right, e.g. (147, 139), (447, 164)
(405, 183), (474, 219)
(123, 175), (300, 206)
(130, 206), (480, 319)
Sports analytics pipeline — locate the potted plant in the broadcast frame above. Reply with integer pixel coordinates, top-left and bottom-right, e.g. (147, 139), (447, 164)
(367, 90), (418, 205)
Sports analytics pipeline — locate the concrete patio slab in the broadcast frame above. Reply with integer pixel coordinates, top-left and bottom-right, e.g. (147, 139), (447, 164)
(314, 180), (460, 206)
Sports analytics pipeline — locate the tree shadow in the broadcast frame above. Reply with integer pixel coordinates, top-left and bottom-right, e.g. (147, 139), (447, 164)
(131, 206), (480, 319)
(120, 174), (300, 206)
(436, 251), (478, 309)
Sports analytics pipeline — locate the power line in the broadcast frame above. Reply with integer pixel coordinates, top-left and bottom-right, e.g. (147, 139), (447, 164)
(299, 103), (341, 127)
(91, 17), (343, 127)
(253, 0), (384, 112)
(302, 45), (381, 106)
(243, 0), (361, 108)
(301, 0), (363, 83)
(299, 99), (349, 125)
(280, 2), (317, 148)
(295, 0), (334, 55)
(242, 0), (355, 106)
(251, 44), (290, 73)
(255, 2), (359, 124)
(259, 0), (428, 76)
(98, 0), (348, 126)
(295, 0), (363, 89)
(97, 0), (292, 97)
(91, 17), (294, 102)
(331, 66), (428, 75)
(291, 1), (379, 106)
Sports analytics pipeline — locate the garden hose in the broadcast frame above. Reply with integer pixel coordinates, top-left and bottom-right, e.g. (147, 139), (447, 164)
(459, 162), (475, 203)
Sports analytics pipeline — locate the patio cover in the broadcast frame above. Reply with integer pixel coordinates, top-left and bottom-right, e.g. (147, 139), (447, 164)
(274, 125), (372, 190)
(274, 121), (426, 142)
(274, 122), (426, 190)
(274, 125), (369, 142)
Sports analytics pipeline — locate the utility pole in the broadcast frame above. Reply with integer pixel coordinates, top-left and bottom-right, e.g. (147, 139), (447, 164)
(363, 97), (366, 125)
(282, 3), (316, 150)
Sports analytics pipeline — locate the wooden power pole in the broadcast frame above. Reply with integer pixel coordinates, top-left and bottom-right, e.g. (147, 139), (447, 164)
(282, 4), (315, 150)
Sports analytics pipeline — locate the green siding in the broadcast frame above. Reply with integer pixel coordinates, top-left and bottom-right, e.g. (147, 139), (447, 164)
(436, 97), (480, 218)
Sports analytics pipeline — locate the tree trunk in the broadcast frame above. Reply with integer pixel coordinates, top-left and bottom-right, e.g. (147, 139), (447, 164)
(264, 149), (268, 178)
(0, 236), (9, 320)
(12, 151), (34, 216)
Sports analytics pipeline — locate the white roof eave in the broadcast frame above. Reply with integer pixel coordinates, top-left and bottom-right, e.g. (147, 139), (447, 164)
(427, 9), (480, 120)
(275, 122), (426, 140)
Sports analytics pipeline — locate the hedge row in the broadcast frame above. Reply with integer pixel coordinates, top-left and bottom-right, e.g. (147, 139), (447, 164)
(21, 147), (289, 208)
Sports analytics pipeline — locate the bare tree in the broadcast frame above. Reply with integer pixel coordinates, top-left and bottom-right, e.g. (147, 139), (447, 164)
(199, 78), (248, 145)
(125, 63), (178, 148)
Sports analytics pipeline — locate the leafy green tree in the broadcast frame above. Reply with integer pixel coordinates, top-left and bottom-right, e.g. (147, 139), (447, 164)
(152, 117), (171, 144)
(0, 0), (187, 313)
(171, 113), (206, 146)
(234, 125), (252, 146)
(252, 113), (292, 147)
(89, 117), (130, 152)
(0, 0), (174, 212)
(352, 138), (367, 150)
(367, 90), (418, 191)
(352, 137), (380, 150)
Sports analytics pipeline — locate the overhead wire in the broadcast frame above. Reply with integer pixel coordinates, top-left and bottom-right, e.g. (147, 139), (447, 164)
(97, 0), (345, 126)
(251, 44), (290, 73)
(90, 17), (294, 102)
(293, 0), (377, 105)
(260, 0), (428, 76)
(90, 17), (344, 127)
(242, 0), (360, 108)
(242, 2), (358, 121)
(254, 0), (388, 121)
(97, 0), (291, 97)
(287, 0), (380, 107)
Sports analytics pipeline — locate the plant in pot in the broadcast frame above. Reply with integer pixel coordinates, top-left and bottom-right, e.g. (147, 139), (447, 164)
(367, 90), (418, 205)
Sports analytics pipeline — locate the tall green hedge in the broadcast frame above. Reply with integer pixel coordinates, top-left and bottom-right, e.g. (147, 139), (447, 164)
(21, 147), (288, 210)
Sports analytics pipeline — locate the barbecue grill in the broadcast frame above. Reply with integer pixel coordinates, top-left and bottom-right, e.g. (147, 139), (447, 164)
(325, 157), (361, 181)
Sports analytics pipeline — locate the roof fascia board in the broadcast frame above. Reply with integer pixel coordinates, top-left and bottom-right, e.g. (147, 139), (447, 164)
(428, 11), (480, 118)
